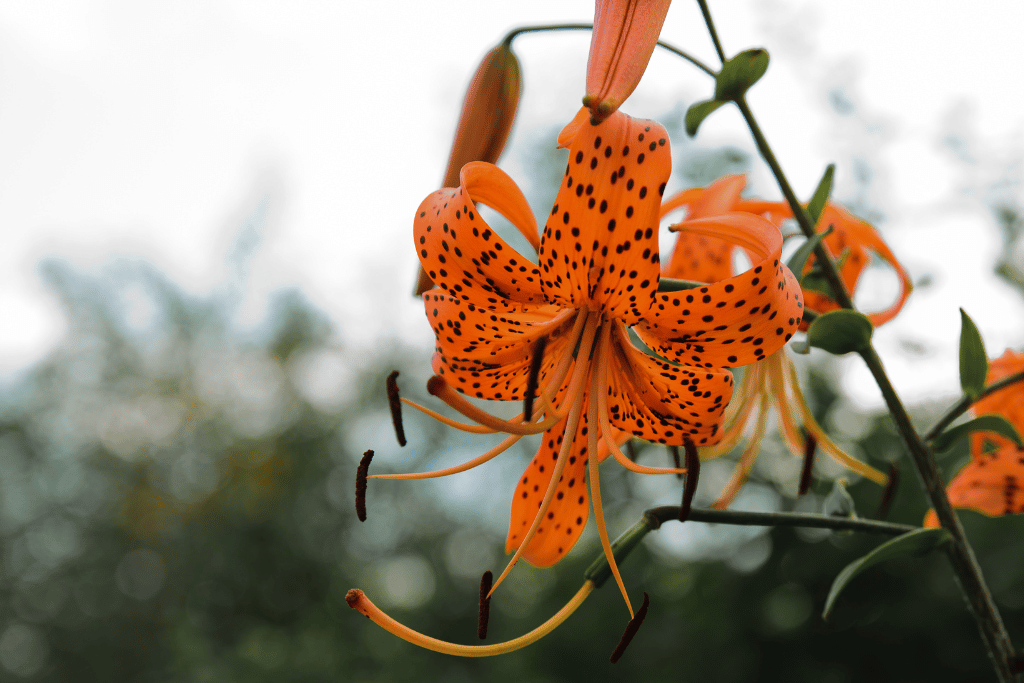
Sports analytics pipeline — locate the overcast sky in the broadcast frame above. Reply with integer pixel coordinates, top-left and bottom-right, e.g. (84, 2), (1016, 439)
(1, 0), (1023, 409)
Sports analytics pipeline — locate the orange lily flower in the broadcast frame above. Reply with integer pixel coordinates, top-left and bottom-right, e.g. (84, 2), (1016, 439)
(660, 175), (893, 507)
(385, 109), (803, 614)
(584, 0), (672, 122)
(926, 349), (1024, 527)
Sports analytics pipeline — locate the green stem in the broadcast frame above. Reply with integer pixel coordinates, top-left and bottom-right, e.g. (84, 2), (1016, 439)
(583, 505), (917, 589)
(924, 369), (1024, 442)
(858, 347), (1019, 682)
(503, 24), (717, 78)
(693, 3), (1019, 676)
(695, 0), (727, 63)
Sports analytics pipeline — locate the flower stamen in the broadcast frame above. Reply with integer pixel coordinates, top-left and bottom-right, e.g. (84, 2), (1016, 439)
(609, 591), (651, 664)
(799, 434), (818, 495)
(679, 439), (700, 522)
(478, 570), (493, 640)
(524, 336), (549, 422)
(345, 582), (595, 657)
(386, 371), (407, 447)
(355, 449), (374, 522)
(369, 434), (522, 480)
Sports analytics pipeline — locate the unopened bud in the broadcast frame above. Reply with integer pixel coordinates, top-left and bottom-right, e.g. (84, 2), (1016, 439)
(416, 40), (522, 295)
(584, 0), (672, 122)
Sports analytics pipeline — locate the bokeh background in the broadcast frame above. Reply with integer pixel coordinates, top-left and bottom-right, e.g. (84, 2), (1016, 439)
(1, 1), (1023, 681)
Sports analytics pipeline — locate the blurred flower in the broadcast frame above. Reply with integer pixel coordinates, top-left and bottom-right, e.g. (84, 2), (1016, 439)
(583, 0), (672, 122)
(926, 349), (1024, 527)
(660, 175), (890, 507)
(385, 109), (802, 612)
(416, 39), (523, 295)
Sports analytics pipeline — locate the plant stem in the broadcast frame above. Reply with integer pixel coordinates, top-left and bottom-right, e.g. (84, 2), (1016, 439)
(692, 3), (1020, 676)
(646, 506), (915, 535)
(695, 0), (726, 62)
(924, 369), (1024, 442)
(504, 24), (717, 78)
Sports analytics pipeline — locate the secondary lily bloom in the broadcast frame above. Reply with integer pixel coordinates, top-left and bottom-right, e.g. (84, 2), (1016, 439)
(926, 349), (1024, 527)
(661, 175), (892, 507)
(584, 0), (672, 122)
(416, 39), (524, 295)
(385, 108), (803, 613)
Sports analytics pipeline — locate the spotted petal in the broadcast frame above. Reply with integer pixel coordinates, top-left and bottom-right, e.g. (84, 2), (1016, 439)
(538, 108), (670, 324)
(924, 443), (1024, 527)
(638, 213), (804, 368)
(971, 349), (1024, 456)
(415, 162), (544, 305)
(506, 413), (591, 567)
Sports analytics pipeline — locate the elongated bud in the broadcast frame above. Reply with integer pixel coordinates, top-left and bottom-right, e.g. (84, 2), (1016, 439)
(584, 0), (672, 122)
(415, 40), (523, 295)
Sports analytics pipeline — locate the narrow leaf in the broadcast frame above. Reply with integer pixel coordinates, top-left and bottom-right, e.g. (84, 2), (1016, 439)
(787, 225), (834, 279)
(658, 277), (705, 292)
(714, 48), (770, 101)
(958, 308), (988, 400)
(823, 528), (951, 620)
(806, 310), (873, 355)
(931, 414), (1024, 453)
(806, 164), (835, 227)
(685, 99), (726, 136)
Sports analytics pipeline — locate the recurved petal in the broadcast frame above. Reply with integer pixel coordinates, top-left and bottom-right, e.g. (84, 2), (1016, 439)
(424, 291), (572, 400)
(607, 327), (733, 446)
(415, 162), (544, 305)
(942, 444), (1024, 520)
(538, 108), (670, 324)
(506, 417), (591, 567)
(661, 176), (748, 284)
(638, 213), (804, 368)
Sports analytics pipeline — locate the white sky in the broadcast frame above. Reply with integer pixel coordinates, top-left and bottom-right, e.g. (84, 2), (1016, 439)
(1, 0), (1023, 409)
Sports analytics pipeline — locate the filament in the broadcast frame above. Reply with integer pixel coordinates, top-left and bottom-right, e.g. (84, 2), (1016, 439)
(345, 582), (594, 657)
(713, 391), (770, 509)
(369, 434), (522, 480)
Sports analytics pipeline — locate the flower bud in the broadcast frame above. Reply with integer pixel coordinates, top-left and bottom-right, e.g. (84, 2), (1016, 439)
(415, 41), (522, 295)
(583, 0), (672, 122)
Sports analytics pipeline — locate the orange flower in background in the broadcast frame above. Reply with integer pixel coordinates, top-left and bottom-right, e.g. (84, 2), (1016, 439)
(660, 175), (892, 507)
(382, 109), (803, 613)
(926, 349), (1024, 527)
(584, 0), (672, 122)
(416, 39), (524, 295)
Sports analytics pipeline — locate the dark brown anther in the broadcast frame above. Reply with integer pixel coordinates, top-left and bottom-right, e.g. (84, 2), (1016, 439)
(477, 570), (493, 640)
(355, 450), (374, 522)
(523, 336), (548, 422)
(1009, 652), (1024, 674)
(625, 439), (637, 462)
(386, 371), (407, 447)
(875, 461), (900, 520)
(799, 433), (818, 495)
(668, 445), (683, 480)
(679, 440), (700, 522)
(609, 592), (650, 663)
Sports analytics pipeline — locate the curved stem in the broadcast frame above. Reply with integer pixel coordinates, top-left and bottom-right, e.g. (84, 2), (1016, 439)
(924, 369), (1024, 442)
(502, 24), (717, 78)
(645, 505), (916, 535)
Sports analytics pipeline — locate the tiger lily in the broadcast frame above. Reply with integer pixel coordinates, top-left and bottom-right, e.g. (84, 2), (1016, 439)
(926, 349), (1024, 526)
(660, 175), (894, 507)
(380, 109), (803, 616)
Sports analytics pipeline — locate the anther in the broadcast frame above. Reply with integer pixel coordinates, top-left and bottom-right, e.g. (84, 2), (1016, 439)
(668, 445), (683, 480)
(875, 462), (900, 520)
(523, 336), (548, 422)
(679, 440), (699, 522)
(478, 570), (493, 640)
(386, 371), (407, 447)
(609, 592), (650, 663)
(355, 449), (374, 522)
(799, 433), (817, 495)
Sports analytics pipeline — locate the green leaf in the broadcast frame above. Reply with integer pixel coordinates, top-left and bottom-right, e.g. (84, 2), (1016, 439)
(714, 48), (770, 101)
(799, 270), (833, 298)
(822, 528), (951, 620)
(657, 277), (705, 292)
(958, 308), (988, 400)
(805, 310), (873, 355)
(787, 225), (834, 280)
(685, 99), (726, 136)
(806, 164), (835, 227)
(822, 478), (857, 519)
(931, 414), (1024, 452)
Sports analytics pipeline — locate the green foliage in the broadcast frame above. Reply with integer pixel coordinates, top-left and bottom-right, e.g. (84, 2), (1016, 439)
(823, 528), (951, 620)
(685, 99), (726, 136)
(806, 164), (835, 228)
(958, 308), (988, 400)
(806, 309), (874, 355)
(931, 414), (1024, 453)
(714, 49), (770, 101)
